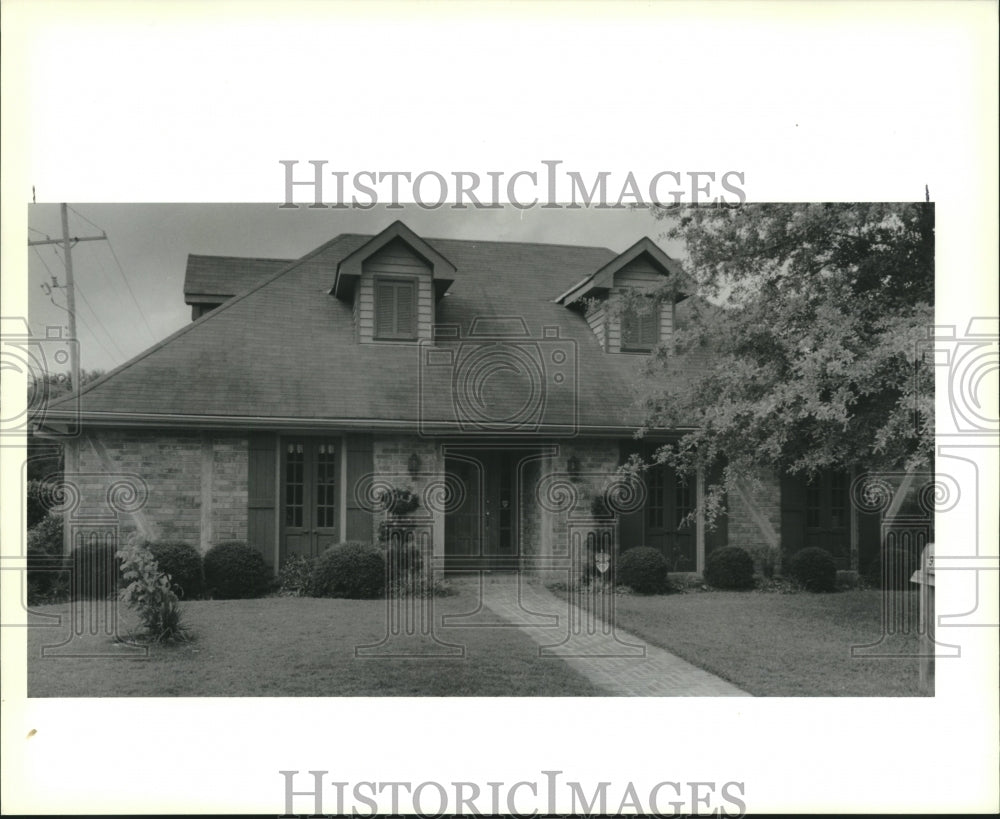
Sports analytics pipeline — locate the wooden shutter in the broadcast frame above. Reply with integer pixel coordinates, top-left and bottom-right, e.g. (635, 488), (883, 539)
(375, 281), (395, 338)
(344, 434), (374, 542)
(247, 432), (277, 568)
(617, 441), (645, 550)
(622, 301), (659, 351)
(395, 281), (415, 337)
(639, 308), (659, 347)
(622, 307), (638, 349)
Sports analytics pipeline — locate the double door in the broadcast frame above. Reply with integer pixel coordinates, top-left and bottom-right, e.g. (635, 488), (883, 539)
(444, 450), (517, 570)
(282, 439), (340, 561)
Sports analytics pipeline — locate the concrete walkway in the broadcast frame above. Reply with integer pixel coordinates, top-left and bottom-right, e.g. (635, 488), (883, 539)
(447, 574), (750, 697)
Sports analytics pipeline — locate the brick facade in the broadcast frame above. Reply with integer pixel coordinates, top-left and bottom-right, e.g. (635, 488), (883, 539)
(371, 434), (445, 562)
(65, 429), (248, 553)
(726, 467), (782, 570)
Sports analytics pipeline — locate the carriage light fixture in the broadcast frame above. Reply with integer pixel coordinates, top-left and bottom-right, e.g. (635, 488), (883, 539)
(408, 452), (422, 478)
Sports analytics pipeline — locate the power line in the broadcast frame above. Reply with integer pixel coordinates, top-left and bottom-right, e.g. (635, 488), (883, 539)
(33, 245), (126, 363)
(67, 206), (158, 344)
(74, 240), (151, 348)
(73, 281), (129, 360)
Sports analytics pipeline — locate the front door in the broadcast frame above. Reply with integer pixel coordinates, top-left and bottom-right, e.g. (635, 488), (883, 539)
(281, 439), (340, 563)
(444, 450), (518, 570)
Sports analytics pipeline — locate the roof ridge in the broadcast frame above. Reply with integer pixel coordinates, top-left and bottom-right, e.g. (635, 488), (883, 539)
(52, 233), (356, 408)
(187, 253), (295, 262)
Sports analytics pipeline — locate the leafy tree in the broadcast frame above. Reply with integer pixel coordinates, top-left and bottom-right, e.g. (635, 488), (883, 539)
(630, 203), (934, 520)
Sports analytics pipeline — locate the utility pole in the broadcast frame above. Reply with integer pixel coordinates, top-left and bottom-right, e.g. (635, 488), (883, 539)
(28, 203), (106, 390)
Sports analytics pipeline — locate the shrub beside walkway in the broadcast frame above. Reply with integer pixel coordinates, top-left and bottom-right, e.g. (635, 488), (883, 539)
(450, 574), (750, 697)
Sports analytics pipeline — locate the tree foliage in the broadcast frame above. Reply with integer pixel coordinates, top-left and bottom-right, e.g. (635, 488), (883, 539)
(633, 203), (934, 512)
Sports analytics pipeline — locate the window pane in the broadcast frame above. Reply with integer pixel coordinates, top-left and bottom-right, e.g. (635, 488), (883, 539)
(316, 443), (337, 529)
(285, 441), (305, 527)
(647, 465), (665, 529)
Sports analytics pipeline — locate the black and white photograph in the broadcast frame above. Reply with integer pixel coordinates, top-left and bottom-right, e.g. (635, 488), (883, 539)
(22, 201), (938, 702)
(2, 1), (997, 816)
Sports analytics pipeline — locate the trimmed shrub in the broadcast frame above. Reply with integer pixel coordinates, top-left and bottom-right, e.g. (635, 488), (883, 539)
(27, 513), (68, 603)
(69, 539), (122, 600)
(616, 546), (669, 594)
(788, 546), (838, 592)
(865, 547), (920, 590)
(704, 546), (755, 590)
(309, 541), (385, 599)
(203, 540), (272, 599)
(145, 540), (204, 600)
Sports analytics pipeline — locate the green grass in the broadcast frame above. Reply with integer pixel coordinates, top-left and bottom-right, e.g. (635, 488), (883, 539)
(558, 586), (926, 696)
(27, 592), (604, 697)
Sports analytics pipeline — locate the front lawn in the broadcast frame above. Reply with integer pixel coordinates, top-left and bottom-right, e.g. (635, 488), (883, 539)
(27, 593), (604, 697)
(558, 587), (926, 696)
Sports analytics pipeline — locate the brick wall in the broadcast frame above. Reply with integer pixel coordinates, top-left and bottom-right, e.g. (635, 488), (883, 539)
(372, 434), (445, 559)
(66, 429), (248, 553)
(727, 467), (782, 565)
(535, 439), (621, 581)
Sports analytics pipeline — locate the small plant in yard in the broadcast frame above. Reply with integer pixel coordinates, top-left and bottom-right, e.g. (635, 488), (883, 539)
(117, 542), (190, 643)
(748, 543), (780, 579)
(788, 547), (838, 592)
(143, 539), (203, 599)
(381, 487), (420, 515)
(616, 546), (669, 594)
(309, 541), (385, 599)
(27, 513), (69, 605)
(277, 554), (316, 596)
(203, 541), (272, 599)
(589, 492), (612, 519)
(703, 546), (755, 590)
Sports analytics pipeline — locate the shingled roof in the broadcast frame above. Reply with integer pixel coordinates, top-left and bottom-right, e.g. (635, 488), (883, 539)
(184, 254), (293, 304)
(46, 226), (696, 435)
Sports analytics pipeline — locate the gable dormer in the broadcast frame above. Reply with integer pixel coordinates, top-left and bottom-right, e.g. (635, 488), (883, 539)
(556, 237), (687, 354)
(330, 221), (456, 343)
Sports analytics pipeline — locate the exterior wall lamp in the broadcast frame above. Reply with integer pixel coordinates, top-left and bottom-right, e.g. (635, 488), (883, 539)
(408, 452), (422, 478)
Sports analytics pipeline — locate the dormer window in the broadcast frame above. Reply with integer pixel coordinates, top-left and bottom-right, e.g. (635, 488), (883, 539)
(554, 236), (689, 355)
(621, 300), (660, 352)
(374, 277), (417, 340)
(330, 221), (456, 344)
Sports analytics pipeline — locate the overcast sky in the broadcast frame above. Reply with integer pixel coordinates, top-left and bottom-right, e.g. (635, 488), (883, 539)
(27, 203), (684, 374)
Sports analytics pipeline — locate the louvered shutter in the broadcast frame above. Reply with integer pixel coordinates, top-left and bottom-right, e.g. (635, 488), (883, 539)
(639, 307), (658, 347)
(622, 307), (638, 348)
(395, 281), (415, 337)
(622, 302), (659, 350)
(375, 281), (395, 338)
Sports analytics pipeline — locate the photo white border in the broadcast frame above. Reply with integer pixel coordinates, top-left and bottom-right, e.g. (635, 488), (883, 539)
(2, 1), (997, 814)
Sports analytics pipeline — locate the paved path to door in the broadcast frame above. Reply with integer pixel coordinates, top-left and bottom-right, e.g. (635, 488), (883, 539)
(447, 574), (750, 697)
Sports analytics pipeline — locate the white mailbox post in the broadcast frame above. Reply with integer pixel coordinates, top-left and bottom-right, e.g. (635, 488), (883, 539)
(910, 542), (935, 695)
